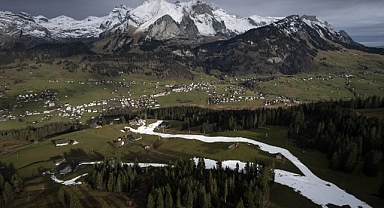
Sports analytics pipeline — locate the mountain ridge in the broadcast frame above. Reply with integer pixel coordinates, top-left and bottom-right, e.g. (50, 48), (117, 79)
(0, 0), (284, 48)
(1, 0), (382, 77)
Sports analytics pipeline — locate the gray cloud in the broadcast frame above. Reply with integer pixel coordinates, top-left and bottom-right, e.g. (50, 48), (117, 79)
(0, 0), (383, 47)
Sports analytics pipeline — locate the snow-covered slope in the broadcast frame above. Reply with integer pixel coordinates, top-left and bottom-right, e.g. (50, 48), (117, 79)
(129, 0), (185, 30)
(128, 0), (282, 36)
(0, 5), (131, 41)
(36, 15), (104, 39)
(0, 11), (50, 38)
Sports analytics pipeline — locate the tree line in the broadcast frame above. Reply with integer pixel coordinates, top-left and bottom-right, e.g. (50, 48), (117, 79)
(0, 121), (83, 142)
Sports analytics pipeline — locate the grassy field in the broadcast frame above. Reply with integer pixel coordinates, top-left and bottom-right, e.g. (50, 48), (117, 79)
(355, 108), (384, 118)
(1, 124), (299, 178)
(269, 183), (321, 208)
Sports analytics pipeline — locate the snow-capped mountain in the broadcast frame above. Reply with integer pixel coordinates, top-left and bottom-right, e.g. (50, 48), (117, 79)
(0, 5), (132, 41)
(128, 0), (282, 38)
(0, 0), (365, 53)
(0, 0), (282, 46)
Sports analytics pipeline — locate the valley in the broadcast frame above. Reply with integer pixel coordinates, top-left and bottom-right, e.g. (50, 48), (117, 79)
(1, 48), (383, 129)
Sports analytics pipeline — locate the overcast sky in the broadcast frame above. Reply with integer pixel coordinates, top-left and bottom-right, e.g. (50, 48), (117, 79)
(1, 0), (383, 47)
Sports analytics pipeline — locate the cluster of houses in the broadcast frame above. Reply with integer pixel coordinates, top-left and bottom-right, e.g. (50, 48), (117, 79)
(0, 109), (15, 121)
(166, 82), (215, 93)
(336, 72), (354, 79)
(206, 93), (258, 105)
(119, 97), (160, 109)
(15, 89), (58, 103)
(264, 96), (301, 106)
(4, 92), (162, 122)
(71, 78), (136, 88)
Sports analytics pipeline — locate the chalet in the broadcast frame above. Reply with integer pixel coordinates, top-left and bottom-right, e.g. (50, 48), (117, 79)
(55, 160), (80, 175)
(227, 143), (239, 151)
(160, 121), (170, 128)
(54, 139), (78, 147)
(129, 117), (145, 126)
(54, 140), (70, 147)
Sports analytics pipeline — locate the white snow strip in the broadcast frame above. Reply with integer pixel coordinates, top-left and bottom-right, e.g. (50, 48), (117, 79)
(51, 173), (88, 186)
(124, 120), (371, 208)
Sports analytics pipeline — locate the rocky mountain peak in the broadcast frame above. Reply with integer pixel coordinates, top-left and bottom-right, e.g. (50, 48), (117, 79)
(191, 1), (214, 15)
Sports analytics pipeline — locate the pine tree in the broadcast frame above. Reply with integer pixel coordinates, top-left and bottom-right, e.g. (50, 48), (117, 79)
(107, 173), (114, 192)
(120, 116), (126, 124)
(236, 198), (245, 208)
(176, 188), (182, 207)
(2, 181), (15, 204)
(96, 172), (104, 191)
(155, 189), (164, 208)
(11, 173), (22, 193)
(343, 143), (358, 172)
(329, 151), (340, 170)
(198, 186), (208, 208)
(115, 175), (122, 193)
(362, 150), (382, 177)
(147, 193), (155, 208)
(223, 179), (228, 203)
(165, 187), (173, 208)
(0, 174), (5, 191)
(183, 185), (193, 208)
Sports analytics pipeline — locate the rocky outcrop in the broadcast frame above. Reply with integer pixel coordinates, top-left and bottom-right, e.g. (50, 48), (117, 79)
(147, 15), (184, 40)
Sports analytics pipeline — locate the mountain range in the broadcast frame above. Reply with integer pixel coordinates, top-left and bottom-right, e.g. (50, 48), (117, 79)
(0, 0), (382, 76)
(0, 0), (282, 47)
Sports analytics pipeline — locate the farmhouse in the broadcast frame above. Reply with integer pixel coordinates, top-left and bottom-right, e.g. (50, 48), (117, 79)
(54, 140), (70, 147)
(53, 139), (78, 147)
(54, 160), (80, 175)
(160, 121), (170, 128)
